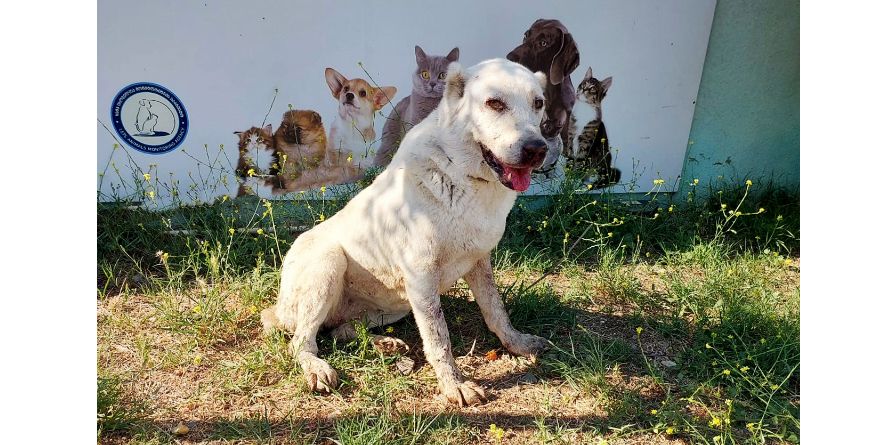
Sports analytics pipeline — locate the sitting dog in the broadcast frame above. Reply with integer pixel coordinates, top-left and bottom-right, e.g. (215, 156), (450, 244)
(507, 18), (581, 172)
(262, 59), (550, 406)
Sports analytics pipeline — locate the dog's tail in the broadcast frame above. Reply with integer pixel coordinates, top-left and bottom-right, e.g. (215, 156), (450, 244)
(260, 306), (282, 336)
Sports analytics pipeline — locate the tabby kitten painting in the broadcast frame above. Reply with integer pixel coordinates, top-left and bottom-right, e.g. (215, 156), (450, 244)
(565, 66), (620, 188)
(234, 124), (278, 196)
(374, 45), (459, 167)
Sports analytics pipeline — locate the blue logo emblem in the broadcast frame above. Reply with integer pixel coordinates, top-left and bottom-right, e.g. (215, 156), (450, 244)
(111, 82), (188, 154)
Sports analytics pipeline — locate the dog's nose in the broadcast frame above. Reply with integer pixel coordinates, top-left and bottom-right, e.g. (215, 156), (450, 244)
(345, 92), (355, 102)
(521, 139), (548, 165)
(506, 50), (520, 62)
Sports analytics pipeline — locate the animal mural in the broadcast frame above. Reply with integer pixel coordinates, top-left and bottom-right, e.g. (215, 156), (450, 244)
(374, 46), (460, 167)
(324, 67), (397, 172)
(507, 18), (580, 174)
(565, 66), (620, 188)
(235, 68), (397, 196)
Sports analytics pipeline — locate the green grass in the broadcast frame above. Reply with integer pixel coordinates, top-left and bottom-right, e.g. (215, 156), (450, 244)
(97, 164), (799, 444)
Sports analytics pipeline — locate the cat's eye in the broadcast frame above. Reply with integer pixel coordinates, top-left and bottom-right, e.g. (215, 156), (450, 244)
(359, 90), (367, 97)
(534, 98), (544, 110)
(486, 98), (507, 112)
(421, 70), (430, 80)
(438, 72), (446, 80)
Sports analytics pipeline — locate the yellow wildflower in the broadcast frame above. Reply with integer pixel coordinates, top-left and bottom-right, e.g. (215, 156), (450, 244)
(222, 195), (229, 202)
(705, 343), (713, 349)
(665, 427), (675, 435)
(650, 409), (658, 415)
(256, 228), (264, 235)
(319, 214), (326, 221)
(147, 190), (155, 200)
(386, 326), (394, 333)
(653, 178), (665, 186)
(770, 384), (779, 390)
(143, 173), (151, 181)
(692, 178), (699, 185)
(721, 204), (727, 210)
(722, 369), (731, 376)
(758, 207), (765, 213)
(249, 305), (258, 315)
(709, 417), (722, 427)
(740, 366), (750, 372)
(320, 185), (327, 194)
(636, 326), (643, 335)
(668, 205), (674, 212)
(347, 154), (353, 163)
(192, 305), (202, 314)
(247, 168), (256, 177)
(229, 228), (235, 235)
(488, 423), (504, 441)
(193, 355), (202, 366)
(746, 423), (756, 431)
(746, 179), (753, 186)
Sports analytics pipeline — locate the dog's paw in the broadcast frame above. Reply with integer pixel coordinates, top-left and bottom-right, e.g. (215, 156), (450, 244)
(301, 356), (339, 393)
(505, 333), (551, 360)
(441, 380), (488, 407)
(371, 335), (410, 355)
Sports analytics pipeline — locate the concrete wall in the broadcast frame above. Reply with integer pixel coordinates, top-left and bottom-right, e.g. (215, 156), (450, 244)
(681, 0), (799, 193)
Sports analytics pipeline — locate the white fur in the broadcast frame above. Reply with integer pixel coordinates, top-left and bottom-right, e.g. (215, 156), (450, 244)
(263, 59), (550, 406)
(328, 107), (376, 168)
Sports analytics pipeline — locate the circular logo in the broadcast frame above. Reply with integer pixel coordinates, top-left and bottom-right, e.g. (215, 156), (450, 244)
(111, 82), (188, 154)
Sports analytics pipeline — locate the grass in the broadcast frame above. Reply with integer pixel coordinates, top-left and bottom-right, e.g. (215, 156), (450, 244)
(97, 162), (799, 444)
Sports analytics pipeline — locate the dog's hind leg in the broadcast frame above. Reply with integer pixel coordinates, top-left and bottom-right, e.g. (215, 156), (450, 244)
(329, 308), (411, 355)
(274, 240), (348, 393)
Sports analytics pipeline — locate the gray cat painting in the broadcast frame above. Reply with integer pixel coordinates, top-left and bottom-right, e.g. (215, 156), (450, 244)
(373, 45), (459, 167)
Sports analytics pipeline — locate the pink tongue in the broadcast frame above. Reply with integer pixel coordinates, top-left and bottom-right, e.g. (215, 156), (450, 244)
(503, 166), (533, 192)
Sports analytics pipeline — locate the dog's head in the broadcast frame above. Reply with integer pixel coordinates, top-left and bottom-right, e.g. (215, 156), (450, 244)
(325, 68), (397, 120)
(439, 59), (547, 192)
(506, 19), (579, 86)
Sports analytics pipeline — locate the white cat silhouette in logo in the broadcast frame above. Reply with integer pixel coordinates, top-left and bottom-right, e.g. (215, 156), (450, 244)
(133, 99), (175, 137)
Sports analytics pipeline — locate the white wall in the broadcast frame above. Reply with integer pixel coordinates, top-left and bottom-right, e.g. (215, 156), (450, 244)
(98, 0), (715, 202)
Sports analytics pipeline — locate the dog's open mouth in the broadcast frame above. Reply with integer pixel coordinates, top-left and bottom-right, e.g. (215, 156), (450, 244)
(480, 143), (534, 192)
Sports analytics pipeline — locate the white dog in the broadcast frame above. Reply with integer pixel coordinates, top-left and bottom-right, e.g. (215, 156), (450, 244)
(262, 58), (550, 406)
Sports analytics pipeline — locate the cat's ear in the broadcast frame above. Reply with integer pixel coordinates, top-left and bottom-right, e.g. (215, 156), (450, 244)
(233, 131), (243, 135)
(264, 124), (273, 135)
(372, 86), (398, 110)
(446, 47), (460, 62)
(324, 68), (347, 98)
(414, 45), (427, 65)
(534, 71), (548, 89)
(583, 66), (594, 81)
(600, 77), (613, 93)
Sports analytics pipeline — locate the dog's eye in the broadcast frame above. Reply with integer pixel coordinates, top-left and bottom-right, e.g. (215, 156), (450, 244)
(486, 98), (507, 112)
(539, 40), (548, 47)
(359, 90), (367, 97)
(421, 70), (430, 80)
(534, 98), (544, 110)
(438, 72), (446, 80)
(343, 86), (349, 93)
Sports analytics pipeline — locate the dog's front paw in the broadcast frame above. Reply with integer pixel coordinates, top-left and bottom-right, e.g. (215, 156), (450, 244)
(301, 356), (339, 393)
(441, 380), (488, 407)
(505, 333), (551, 360)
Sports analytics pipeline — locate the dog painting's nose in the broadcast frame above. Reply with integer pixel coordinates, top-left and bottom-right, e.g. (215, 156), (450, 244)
(521, 139), (548, 165)
(345, 92), (355, 102)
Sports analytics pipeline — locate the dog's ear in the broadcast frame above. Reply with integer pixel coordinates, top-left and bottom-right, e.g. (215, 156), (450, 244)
(534, 71), (548, 89)
(549, 31), (579, 86)
(325, 68), (347, 98)
(372, 86), (397, 111)
(443, 62), (466, 100)
(415, 45), (427, 65)
(439, 62), (466, 127)
(446, 47), (460, 62)
(600, 76), (613, 94)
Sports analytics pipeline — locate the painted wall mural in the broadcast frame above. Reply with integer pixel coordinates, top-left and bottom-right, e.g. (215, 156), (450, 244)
(98, 0), (716, 204)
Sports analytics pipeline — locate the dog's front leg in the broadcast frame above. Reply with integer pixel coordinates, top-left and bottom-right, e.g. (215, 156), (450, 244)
(464, 255), (550, 360)
(406, 276), (487, 407)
